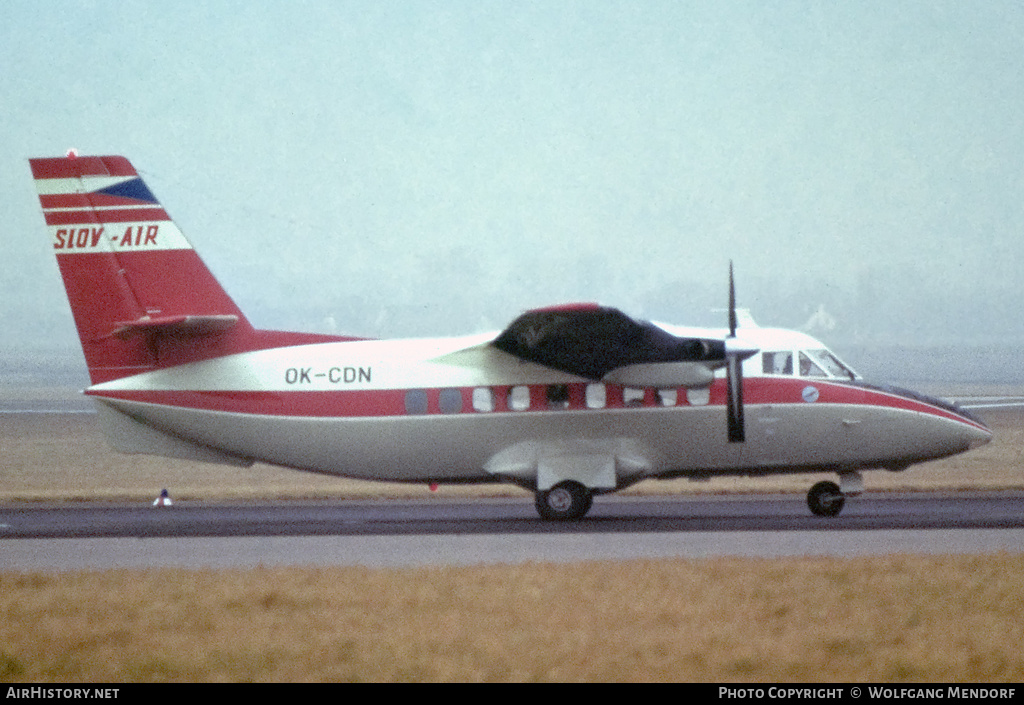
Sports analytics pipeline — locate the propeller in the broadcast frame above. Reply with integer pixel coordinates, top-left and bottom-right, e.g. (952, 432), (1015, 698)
(725, 261), (751, 443)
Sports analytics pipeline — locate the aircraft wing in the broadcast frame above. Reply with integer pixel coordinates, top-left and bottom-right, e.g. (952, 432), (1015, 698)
(952, 397), (1024, 411)
(492, 304), (728, 388)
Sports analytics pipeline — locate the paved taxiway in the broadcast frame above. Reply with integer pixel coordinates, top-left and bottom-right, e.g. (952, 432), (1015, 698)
(2, 491), (1022, 570)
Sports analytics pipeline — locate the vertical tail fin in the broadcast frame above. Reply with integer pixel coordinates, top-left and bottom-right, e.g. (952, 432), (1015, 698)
(30, 154), (256, 383)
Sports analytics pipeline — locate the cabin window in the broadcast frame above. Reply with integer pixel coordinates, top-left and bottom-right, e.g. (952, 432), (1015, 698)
(405, 389), (429, 415)
(657, 389), (678, 406)
(472, 387), (495, 412)
(585, 383), (606, 409)
(762, 351), (793, 375)
(439, 388), (463, 414)
(624, 387), (645, 406)
(546, 384), (570, 409)
(686, 386), (710, 406)
(508, 385), (531, 411)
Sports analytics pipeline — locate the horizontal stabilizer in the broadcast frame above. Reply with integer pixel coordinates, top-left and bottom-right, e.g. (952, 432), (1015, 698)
(108, 314), (239, 340)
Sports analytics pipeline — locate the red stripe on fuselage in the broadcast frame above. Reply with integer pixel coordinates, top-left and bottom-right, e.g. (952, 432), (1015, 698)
(89, 389), (409, 417)
(741, 377), (988, 431)
(85, 377), (986, 431)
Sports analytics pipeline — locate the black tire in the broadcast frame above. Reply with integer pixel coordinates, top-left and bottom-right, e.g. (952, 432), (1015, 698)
(534, 481), (593, 521)
(807, 480), (845, 517)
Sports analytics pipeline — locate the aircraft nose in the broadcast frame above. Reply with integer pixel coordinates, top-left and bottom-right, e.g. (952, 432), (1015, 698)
(861, 382), (994, 459)
(964, 418), (993, 449)
(915, 389), (992, 450)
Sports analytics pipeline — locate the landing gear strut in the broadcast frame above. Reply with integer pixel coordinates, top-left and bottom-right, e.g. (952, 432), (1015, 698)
(807, 480), (845, 517)
(535, 481), (593, 520)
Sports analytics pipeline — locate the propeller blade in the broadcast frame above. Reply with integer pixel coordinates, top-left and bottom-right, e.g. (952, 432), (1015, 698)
(727, 354), (745, 443)
(728, 260), (738, 338)
(726, 260), (745, 443)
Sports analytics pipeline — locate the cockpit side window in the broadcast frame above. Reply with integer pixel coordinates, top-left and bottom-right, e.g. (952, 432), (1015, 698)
(762, 351), (793, 375)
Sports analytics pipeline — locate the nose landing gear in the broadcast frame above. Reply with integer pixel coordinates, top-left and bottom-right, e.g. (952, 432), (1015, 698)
(807, 480), (845, 517)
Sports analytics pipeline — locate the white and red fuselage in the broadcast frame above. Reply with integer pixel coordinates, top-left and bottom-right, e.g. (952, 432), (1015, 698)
(30, 155), (992, 518)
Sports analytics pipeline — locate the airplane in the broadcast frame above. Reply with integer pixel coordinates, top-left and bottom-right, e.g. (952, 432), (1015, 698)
(28, 153), (993, 520)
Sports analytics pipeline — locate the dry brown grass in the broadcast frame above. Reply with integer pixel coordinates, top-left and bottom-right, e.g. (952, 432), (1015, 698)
(0, 407), (1021, 503)
(1, 554), (1022, 682)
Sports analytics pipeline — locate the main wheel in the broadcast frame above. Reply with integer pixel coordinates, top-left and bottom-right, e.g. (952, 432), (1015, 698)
(807, 480), (845, 517)
(535, 481), (593, 521)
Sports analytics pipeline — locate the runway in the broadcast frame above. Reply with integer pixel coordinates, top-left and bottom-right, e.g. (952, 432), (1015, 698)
(2, 491), (1023, 570)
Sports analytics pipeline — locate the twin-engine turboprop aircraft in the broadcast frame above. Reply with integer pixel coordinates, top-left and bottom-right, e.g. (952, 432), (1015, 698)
(30, 154), (992, 520)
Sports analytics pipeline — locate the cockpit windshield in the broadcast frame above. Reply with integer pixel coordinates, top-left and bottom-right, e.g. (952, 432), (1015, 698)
(804, 349), (856, 380)
(761, 348), (857, 380)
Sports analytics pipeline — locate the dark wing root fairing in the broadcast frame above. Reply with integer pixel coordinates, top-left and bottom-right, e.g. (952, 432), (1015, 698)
(493, 306), (726, 380)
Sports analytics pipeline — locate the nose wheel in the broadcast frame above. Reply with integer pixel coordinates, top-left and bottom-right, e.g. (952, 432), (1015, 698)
(807, 480), (845, 517)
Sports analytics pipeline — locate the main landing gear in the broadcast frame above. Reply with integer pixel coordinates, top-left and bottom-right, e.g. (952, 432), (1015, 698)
(807, 480), (845, 517)
(535, 481), (593, 521)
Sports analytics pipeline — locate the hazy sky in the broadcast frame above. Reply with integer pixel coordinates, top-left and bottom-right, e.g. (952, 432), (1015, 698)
(3, 1), (1024, 363)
